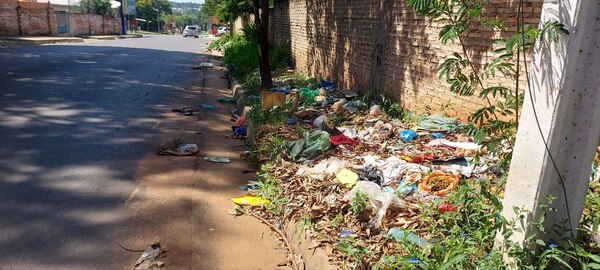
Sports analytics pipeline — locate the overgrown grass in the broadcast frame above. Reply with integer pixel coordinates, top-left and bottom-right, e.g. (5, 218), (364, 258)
(256, 164), (289, 216)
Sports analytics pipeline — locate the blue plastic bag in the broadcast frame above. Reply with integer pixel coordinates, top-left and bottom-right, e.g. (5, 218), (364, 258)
(234, 127), (247, 136)
(318, 80), (336, 91)
(400, 129), (418, 142)
(430, 132), (444, 139)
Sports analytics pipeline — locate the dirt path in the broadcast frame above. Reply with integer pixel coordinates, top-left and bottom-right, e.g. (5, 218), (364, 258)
(121, 53), (289, 269)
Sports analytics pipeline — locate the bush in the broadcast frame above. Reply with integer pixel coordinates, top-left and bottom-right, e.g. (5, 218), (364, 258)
(221, 38), (291, 81)
(222, 41), (259, 79)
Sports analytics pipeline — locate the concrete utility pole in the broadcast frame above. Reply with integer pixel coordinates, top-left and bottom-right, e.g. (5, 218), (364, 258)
(499, 0), (600, 247)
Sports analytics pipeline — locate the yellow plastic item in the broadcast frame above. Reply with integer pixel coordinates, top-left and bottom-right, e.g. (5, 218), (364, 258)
(400, 155), (413, 162)
(336, 169), (359, 188)
(231, 196), (270, 206)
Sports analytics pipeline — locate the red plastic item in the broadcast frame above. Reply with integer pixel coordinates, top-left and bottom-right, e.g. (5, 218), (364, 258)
(438, 203), (463, 213)
(330, 134), (359, 146)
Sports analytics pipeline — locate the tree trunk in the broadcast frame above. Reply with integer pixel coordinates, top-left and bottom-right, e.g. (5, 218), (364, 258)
(253, 0), (272, 89)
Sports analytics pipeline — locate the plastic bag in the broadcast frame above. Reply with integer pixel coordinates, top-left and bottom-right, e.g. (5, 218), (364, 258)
(282, 130), (331, 162)
(343, 100), (367, 113)
(296, 157), (352, 179)
(271, 84), (291, 95)
(313, 115), (329, 128)
(203, 157), (231, 163)
(427, 139), (481, 150)
(362, 156), (429, 185)
(299, 88), (320, 104)
(384, 228), (429, 248)
(158, 144), (199, 156)
(400, 129), (418, 142)
(318, 80), (336, 91)
(417, 114), (461, 132)
(336, 169), (359, 188)
(343, 181), (406, 228)
(231, 196), (270, 206)
(369, 105), (382, 117)
(331, 99), (347, 113)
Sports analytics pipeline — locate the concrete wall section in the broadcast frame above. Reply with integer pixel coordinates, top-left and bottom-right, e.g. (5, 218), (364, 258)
(270, 0), (543, 120)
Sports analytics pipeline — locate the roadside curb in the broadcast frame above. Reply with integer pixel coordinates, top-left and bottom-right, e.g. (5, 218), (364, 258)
(79, 34), (144, 40)
(225, 71), (335, 269)
(0, 37), (83, 48)
(285, 221), (337, 270)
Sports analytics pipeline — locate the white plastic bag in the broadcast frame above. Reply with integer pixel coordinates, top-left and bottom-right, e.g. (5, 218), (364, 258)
(343, 181), (406, 228)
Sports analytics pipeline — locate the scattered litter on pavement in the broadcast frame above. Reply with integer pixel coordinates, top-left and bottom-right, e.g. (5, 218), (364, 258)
(133, 242), (165, 270)
(217, 97), (236, 104)
(171, 107), (195, 116)
(200, 104), (214, 110)
(231, 195), (270, 206)
(203, 156), (231, 163)
(192, 62), (214, 69)
(157, 143), (199, 156)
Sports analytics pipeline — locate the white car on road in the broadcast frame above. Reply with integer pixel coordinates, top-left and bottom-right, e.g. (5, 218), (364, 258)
(183, 25), (199, 38)
(216, 27), (228, 36)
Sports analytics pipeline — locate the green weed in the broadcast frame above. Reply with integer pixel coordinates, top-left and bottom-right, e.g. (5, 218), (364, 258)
(256, 164), (288, 216)
(350, 191), (369, 217)
(336, 236), (373, 269)
(295, 215), (313, 242)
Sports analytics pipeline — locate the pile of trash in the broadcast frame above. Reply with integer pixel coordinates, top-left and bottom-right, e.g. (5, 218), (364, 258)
(228, 75), (501, 268)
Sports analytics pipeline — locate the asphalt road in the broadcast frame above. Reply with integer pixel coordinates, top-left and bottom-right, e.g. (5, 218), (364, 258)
(0, 35), (211, 269)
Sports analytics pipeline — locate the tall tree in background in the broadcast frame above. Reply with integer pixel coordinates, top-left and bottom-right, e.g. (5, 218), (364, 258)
(216, 0), (250, 37)
(79, 0), (113, 15)
(136, 0), (172, 30)
(200, 0), (221, 30)
(252, 0), (272, 88)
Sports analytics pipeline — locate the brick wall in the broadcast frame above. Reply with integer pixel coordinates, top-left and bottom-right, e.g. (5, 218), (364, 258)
(270, 0), (542, 120)
(0, 0), (56, 36)
(17, 1), (55, 36)
(0, 1), (120, 37)
(0, 0), (18, 35)
(69, 13), (121, 36)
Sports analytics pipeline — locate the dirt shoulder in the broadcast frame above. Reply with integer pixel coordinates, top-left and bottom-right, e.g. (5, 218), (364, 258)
(121, 53), (289, 269)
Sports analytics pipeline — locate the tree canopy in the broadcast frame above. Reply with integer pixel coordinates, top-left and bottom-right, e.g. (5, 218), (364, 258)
(78, 0), (113, 16)
(136, 0), (172, 23)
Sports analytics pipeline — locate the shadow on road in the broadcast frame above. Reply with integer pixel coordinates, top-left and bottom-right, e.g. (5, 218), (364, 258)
(0, 44), (210, 269)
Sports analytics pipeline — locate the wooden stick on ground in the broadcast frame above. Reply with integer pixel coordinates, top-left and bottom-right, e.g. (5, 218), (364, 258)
(245, 210), (300, 270)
